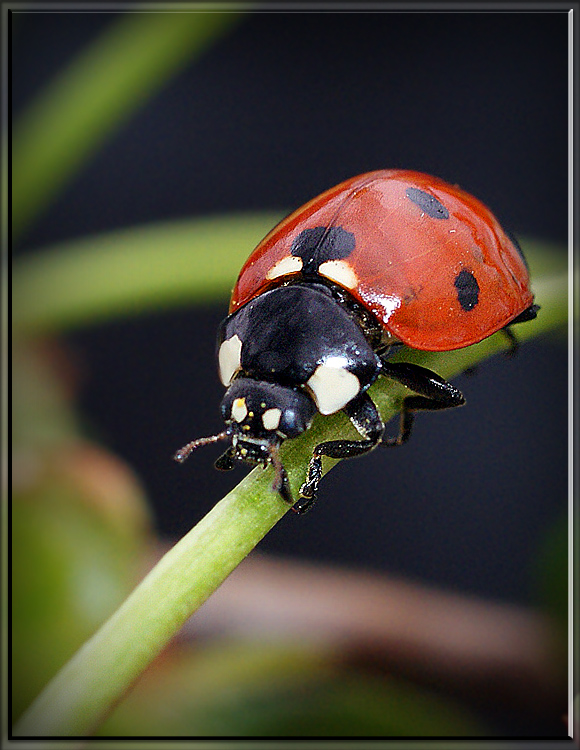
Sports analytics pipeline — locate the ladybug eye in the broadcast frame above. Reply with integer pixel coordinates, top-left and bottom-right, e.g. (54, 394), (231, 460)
(405, 187), (449, 220)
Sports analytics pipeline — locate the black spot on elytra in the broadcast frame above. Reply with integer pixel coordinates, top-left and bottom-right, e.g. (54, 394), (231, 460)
(291, 226), (356, 274)
(406, 187), (449, 220)
(454, 269), (480, 311)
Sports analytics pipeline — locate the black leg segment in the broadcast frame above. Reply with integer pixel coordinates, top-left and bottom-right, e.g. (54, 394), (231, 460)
(501, 302), (539, 357)
(296, 392), (384, 513)
(214, 448), (235, 471)
(275, 464), (294, 506)
(379, 360), (465, 446)
(501, 326), (519, 357)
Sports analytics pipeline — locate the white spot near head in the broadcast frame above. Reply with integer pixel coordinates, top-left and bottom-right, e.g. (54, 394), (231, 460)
(218, 334), (243, 386)
(307, 359), (361, 415)
(266, 255), (303, 280)
(231, 397), (248, 423)
(358, 288), (401, 325)
(318, 259), (358, 289)
(262, 407), (282, 431)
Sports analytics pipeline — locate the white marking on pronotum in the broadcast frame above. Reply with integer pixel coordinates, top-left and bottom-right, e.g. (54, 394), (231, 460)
(218, 334), (243, 386)
(262, 407), (282, 431)
(231, 397), (248, 423)
(318, 259), (359, 289)
(266, 255), (303, 280)
(306, 357), (361, 415)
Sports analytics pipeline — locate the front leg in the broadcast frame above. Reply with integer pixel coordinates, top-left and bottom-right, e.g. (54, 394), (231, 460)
(214, 447), (235, 471)
(295, 392), (384, 514)
(379, 360), (465, 446)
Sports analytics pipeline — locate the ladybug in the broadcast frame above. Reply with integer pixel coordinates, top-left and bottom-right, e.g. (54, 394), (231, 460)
(174, 169), (538, 513)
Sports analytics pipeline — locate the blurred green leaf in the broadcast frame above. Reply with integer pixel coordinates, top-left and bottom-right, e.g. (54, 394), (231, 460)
(12, 343), (154, 725)
(534, 513), (568, 638)
(98, 641), (485, 737)
(12, 343), (79, 446)
(13, 213), (281, 336)
(12, 474), (151, 725)
(12, 11), (242, 238)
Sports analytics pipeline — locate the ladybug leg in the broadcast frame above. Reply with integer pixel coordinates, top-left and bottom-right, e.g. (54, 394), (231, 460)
(500, 303), (539, 357)
(295, 392), (384, 513)
(501, 325), (519, 357)
(214, 447), (235, 471)
(294, 460), (323, 514)
(379, 360), (465, 446)
(267, 445), (295, 506)
(276, 464), (294, 506)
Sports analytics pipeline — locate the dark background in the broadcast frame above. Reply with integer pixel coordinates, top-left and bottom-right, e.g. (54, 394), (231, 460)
(13, 9), (568, 626)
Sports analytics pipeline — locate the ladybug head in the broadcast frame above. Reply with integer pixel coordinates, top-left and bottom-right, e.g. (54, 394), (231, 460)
(173, 378), (316, 491)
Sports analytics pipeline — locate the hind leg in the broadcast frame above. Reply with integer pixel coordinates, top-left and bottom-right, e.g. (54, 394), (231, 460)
(379, 360), (465, 447)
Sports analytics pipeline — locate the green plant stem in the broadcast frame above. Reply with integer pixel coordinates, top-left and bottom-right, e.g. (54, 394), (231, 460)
(13, 263), (568, 739)
(12, 11), (241, 240)
(14, 473), (290, 738)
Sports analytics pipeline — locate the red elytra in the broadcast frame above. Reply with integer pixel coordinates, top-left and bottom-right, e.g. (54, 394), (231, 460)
(230, 169), (534, 351)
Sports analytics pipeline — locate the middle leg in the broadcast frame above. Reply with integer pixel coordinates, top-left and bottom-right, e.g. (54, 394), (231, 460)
(295, 391), (384, 513)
